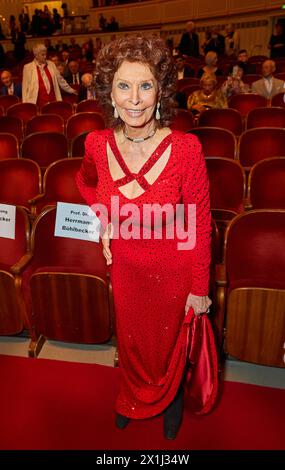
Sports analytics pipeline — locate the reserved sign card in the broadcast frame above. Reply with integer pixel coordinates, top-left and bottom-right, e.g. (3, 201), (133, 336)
(0, 204), (16, 239)
(54, 202), (101, 242)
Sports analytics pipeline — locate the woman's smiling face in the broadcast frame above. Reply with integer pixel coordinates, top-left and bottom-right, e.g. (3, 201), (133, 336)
(111, 61), (159, 128)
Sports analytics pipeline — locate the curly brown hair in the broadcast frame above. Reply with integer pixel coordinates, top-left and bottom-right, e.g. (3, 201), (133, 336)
(95, 35), (177, 128)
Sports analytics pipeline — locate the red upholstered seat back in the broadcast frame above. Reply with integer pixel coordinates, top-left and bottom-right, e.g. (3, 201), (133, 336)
(21, 132), (68, 168)
(66, 112), (105, 140)
(199, 108), (243, 135)
(248, 157), (285, 209)
(43, 158), (84, 204)
(171, 109), (194, 132)
(228, 93), (267, 117)
(0, 159), (41, 208)
(206, 157), (245, 212)
(225, 210), (285, 289)
(189, 127), (236, 158)
(26, 114), (64, 135)
(0, 206), (30, 267)
(0, 133), (19, 159)
(246, 107), (285, 129)
(238, 128), (285, 167)
(7, 103), (37, 124)
(31, 207), (107, 280)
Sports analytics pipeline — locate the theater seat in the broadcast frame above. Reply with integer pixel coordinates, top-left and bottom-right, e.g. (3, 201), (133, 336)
(0, 95), (19, 114)
(26, 114), (64, 135)
(0, 133), (19, 160)
(29, 158), (85, 215)
(0, 206), (31, 335)
(70, 131), (89, 157)
(248, 157), (285, 209)
(170, 109), (194, 132)
(41, 100), (73, 122)
(216, 210), (285, 366)
(198, 108), (243, 135)
(66, 112), (105, 140)
(76, 99), (103, 113)
(7, 103), (38, 126)
(238, 127), (285, 169)
(0, 116), (24, 141)
(228, 93), (267, 117)
(21, 206), (113, 356)
(246, 107), (285, 129)
(189, 127), (236, 158)
(21, 132), (68, 169)
(0, 159), (41, 211)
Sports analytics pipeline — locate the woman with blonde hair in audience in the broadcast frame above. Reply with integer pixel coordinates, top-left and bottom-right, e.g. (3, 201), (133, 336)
(187, 73), (227, 115)
(197, 51), (223, 79)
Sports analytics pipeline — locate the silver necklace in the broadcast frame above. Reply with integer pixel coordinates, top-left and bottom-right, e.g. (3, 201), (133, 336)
(123, 127), (157, 143)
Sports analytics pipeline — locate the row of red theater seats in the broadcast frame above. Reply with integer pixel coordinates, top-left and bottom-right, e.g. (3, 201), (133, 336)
(174, 105), (285, 135)
(2, 98), (285, 144)
(2, 125), (285, 168)
(1, 94), (285, 140)
(0, 111), (105, 142)
(0, 96), (103, 119)
(0, 205), (284, 366)
(0, 155), (284, 220)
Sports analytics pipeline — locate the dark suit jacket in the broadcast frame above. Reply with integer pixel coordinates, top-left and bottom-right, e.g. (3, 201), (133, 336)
(183, 65), (195, 78)
(178, 32), (199, 58)
(0, 82), (22, 98)
(64, 71), (83, 85)
(78, 85), (87, 102)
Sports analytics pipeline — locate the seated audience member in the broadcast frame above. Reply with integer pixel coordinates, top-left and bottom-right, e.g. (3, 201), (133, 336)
(197, 51), (223, 79)
(268, 22), (285, 59)
(0, 70), (22, 98)
(235, 49), (257, 75)
(22, 43), (76, 107)
(187, 73), (227, 114)
(65, 60), (82, 85)
(176, 55), (195, 79)
(221, 66), (250, 98)
(251, 59), (285, 99)
(78, 73), (96, 102)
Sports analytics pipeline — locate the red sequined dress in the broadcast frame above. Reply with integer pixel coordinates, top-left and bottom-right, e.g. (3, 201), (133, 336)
(76, 129), (211, 419)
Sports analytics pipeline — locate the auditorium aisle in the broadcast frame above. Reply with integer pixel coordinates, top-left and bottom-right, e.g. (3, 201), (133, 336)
(0, 335), (284, 389)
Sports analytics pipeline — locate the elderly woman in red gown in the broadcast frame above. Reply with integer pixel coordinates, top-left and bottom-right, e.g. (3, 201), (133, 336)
(76, 35), (212, 440)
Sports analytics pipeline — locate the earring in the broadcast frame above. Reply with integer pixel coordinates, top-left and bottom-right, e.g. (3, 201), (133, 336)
(112, 101), (119, 119)
(155, 102), (161, 120)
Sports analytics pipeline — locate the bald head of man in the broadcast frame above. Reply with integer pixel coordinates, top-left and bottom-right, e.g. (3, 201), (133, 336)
(1, 70), (13, 88)
(81, 73), (93, 88)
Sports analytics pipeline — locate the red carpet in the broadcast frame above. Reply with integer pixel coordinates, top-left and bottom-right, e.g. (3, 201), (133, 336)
(0, 354), (284, 450)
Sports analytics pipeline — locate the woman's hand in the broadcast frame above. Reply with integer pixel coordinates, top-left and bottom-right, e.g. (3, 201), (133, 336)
(102, 223), (113, 265)
(185, 293), (212, 316)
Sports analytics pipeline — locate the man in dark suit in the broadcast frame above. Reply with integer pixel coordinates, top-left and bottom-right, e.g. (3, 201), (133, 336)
(0, 70), (22, 98)
(175, 55), (195, 79)
(236, 49), (257, 75)
(64, 60), (82, 86)
(178, 21), (199, 58)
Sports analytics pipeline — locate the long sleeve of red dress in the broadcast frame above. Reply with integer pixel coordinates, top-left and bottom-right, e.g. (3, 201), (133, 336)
(181, 134), (211, 295)
(75, 133), (98, 208)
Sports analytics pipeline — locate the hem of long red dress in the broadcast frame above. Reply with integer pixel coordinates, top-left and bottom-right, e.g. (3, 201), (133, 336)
(115, 381), (184, 420)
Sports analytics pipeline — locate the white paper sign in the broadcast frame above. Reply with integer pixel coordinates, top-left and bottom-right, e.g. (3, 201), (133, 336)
(0, 204), (16, 240)
(54, 202), (101, 242)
